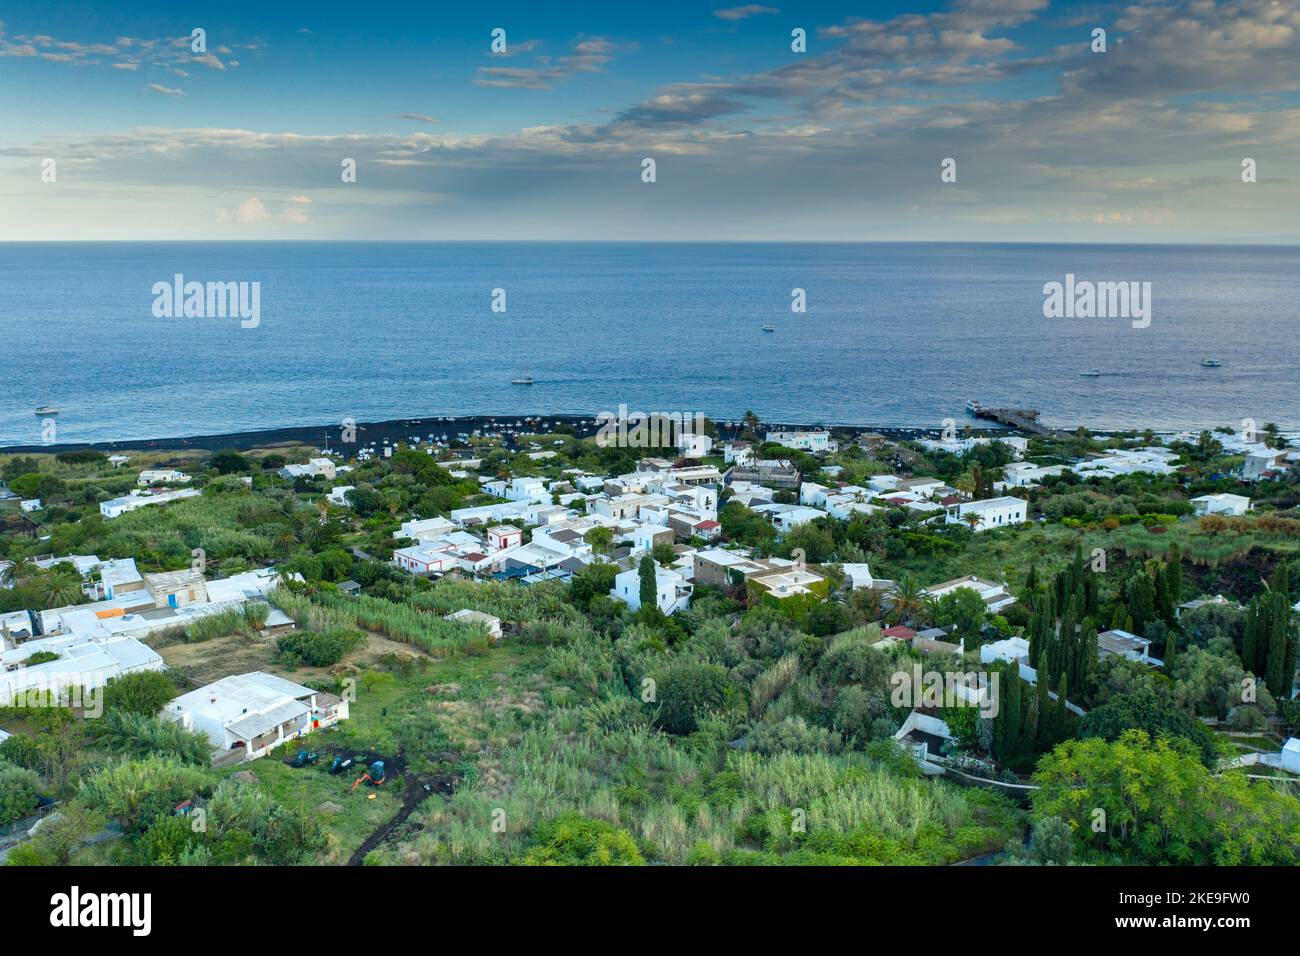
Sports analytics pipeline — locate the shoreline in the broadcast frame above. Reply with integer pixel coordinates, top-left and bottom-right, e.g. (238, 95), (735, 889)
(0, 412), (1027, 455)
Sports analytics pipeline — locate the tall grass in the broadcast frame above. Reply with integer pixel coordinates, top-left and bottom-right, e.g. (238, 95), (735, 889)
(271, 588), (490, 658)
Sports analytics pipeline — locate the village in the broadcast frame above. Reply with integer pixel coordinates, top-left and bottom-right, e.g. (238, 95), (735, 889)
(1, 412), (1299, 866)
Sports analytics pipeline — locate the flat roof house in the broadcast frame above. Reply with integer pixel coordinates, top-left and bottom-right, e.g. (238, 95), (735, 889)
(610, 565), (693, 615)
(1190, 493), (1252, 517)
(922, 575), (1016, 613)
(944, 496), (1026, 530)
(162, 671), (348, 761)
(0, 634), (164, 707)
(1097, 629), (1162, 667)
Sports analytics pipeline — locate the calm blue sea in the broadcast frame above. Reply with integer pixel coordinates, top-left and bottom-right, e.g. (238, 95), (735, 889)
(2, 241), (1297, 446)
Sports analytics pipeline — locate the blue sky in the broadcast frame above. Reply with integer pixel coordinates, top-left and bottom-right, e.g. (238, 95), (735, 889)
(3, 0), (1299, 240)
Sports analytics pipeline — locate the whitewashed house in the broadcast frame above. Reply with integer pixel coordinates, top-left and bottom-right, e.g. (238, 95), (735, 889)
(610, 565), (693, 615)
(1190, 493), (1252, 517)
(944, 496), (1026, 530)
(162, 672), (348, 761)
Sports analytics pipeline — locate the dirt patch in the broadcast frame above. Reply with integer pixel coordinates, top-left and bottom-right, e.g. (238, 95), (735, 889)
(157, 628), (435, 688)
(345, 751), (464, 866)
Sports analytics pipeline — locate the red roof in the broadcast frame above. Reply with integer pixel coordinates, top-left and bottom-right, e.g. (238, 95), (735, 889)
(884, 496), (910, 505)
(882, 625), (917, 639)
(463, 552), (487, 562)
(696, 520), (720, 529)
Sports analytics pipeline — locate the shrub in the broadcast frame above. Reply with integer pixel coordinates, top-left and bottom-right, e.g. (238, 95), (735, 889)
(78, 756), (209, 833)
(103, 670), (178, 717)
(523, 813), (644, 865)
(276, 627), (366, 667)
(652, 660), (730, 736)
(0, 759), (41, 825)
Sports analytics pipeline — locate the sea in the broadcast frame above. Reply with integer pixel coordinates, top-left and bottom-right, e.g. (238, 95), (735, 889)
(2, 241), (1297, 447)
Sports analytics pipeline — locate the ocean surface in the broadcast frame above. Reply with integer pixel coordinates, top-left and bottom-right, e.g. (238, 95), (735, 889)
(2, 241), (1297, 447)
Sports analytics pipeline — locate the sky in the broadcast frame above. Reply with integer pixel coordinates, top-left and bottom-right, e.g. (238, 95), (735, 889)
(1, 0), (1299, 241)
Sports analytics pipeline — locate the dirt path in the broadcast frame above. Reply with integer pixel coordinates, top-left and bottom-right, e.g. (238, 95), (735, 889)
(345, 757), (462, 866)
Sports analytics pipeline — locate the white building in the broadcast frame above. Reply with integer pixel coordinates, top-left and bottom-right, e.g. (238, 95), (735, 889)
(753, 503), (825, 532)
(19, 499), (42, 513)
(279, 458), (337, 481)
(610, 565), (693, 615)
(162, 671), (348, 761)
(923, 575), (1017, 613)
(137, 469), (191, 486)
(0, 634), (164, 707)
(326, 486), (355, 506)
(675, 432), (714, 458)
(1190, 493), (1252, 517)
(1098, 629), (1161, 667)
(839, 563), (875, 590)
(445, 609), (504, 642)
(766, 430), (838, 453)
(1072, 447), (1177, 479)
(944, 496), (1026, 530)
(399, 516), (458, 541)
(722, 441), (755, 465)
(997, 462), (1065, 489)
(99, 487), (202, 519)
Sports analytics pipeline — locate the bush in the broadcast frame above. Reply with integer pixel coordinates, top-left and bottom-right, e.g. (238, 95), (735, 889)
(103, 670), (178, 717)
(96, 711), (213, 765)
(0, 759), (41, 825)
(523, 813), (644, 865)
(78, 756), (209, 833)
(652, 660), (730, 736)
(276, 627), (365, 667)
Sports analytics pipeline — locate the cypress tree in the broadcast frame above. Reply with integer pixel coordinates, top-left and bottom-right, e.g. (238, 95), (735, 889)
(638, 554), (657, 611)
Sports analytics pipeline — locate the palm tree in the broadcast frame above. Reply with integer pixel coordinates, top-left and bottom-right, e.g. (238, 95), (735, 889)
(888, 574), (925, 625)
(963, 511), (985, 531)
(36, 567), (85, 609)
(0, 556), (36, 589)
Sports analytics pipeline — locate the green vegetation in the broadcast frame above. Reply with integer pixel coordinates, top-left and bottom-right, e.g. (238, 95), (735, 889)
(1, 425), (1297, 868)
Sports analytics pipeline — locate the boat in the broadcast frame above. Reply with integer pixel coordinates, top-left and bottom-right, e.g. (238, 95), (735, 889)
(1079, 369), (1102, 377)
(34, 406), (58, 416)
(511, 375), (534, 385)
(1200, 358), (1222, 368)
(761, 324), (776, 332)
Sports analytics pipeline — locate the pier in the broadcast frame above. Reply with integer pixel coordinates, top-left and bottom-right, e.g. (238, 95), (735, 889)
(966, 401), (1054, 436)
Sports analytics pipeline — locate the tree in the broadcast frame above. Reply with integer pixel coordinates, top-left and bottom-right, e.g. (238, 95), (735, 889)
(568, 561), (618, 611)
(652, 660), (729, 735)
(0, 759), (41, 825)
(651, 541), (677, 567)
(887, 574), (925, 626)
(103, 670), (178, 717)
(1032, 730), (1300, 864)
(1078, 688), (1220, 766)
(637, 554), (657, 611)
(583, 526), (613, 556)
(34, 566), (85, 609)
(209, 449), (249, 474)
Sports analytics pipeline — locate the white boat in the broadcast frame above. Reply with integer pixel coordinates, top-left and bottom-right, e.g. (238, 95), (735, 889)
(1079, 369), (1102, 377)
(1200, 358), (1221, 368)
(35, 406), (59, 415)
(511, 376), (534, 385)
(761, 324), (776, 332)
